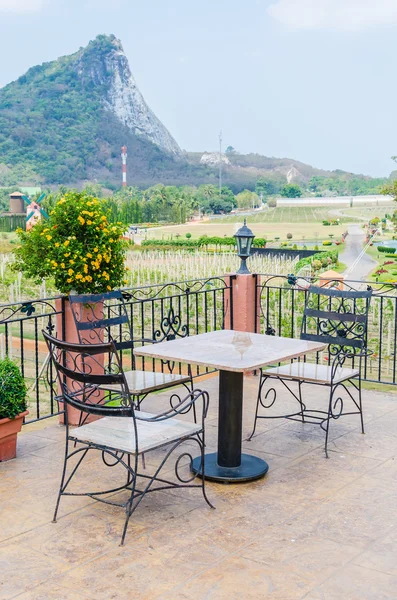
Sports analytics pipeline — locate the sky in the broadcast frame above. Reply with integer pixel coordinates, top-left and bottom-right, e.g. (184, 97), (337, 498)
(0, 0), (396, 177)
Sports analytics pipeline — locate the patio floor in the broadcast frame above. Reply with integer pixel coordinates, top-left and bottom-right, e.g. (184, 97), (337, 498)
(1, 374), (397, 599)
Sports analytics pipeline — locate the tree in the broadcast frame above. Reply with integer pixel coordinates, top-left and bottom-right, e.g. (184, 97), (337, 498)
(236, 190), (260, 209)
(208, 198), (234, 214)
(225, 146), (236, 154)
(280, 184), (302, 198)
(255, 177), (281, 196)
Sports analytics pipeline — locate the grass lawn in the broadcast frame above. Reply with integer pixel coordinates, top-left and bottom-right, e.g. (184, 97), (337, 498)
(146, 220), (347, 242)
(146, 205), (395, 242)
(365, 244), (397, 282)
(332, 261), (348, 274)
(215, 206), (352, 224)
(339, 206), (392, 221)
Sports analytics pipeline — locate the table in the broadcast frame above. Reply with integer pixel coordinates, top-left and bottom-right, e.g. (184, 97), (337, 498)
(134, 330), (326, 483)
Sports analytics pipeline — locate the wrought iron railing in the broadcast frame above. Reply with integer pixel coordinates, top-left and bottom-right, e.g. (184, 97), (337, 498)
(0, 277), (232, 424)
(255, 274), (397, 385)
(115, 276), (232, 377)
(4, 271), (396, 425)
(0, 296), (64, 423)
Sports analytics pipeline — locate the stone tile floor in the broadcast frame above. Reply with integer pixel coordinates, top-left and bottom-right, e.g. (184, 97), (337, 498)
(1, 374), (397, 599)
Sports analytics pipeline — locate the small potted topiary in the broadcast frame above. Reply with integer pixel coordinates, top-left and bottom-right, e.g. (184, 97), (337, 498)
(0, 357), (28, 461)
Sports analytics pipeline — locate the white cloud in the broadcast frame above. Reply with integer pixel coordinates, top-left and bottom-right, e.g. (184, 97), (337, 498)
(0, 0), (46, 13)
(268, 0), (397, 31)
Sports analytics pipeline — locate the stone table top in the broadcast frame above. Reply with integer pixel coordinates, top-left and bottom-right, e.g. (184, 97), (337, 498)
(134, 329), (327, 373)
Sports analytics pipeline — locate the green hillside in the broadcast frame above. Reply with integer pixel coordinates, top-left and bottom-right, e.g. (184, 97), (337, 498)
(0, 35), (208, 188)
(0, 34), (391, 194)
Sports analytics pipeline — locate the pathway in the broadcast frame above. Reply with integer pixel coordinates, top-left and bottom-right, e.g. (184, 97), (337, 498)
(339, 224), (376, 281)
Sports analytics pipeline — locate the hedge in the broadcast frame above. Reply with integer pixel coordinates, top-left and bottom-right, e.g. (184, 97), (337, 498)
(141, 236), (268, 250)
(378, 246), (396, 254)
(295, 250), (338, 274)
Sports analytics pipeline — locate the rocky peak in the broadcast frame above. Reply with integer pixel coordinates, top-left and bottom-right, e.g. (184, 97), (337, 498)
(74, 34), (181, 156)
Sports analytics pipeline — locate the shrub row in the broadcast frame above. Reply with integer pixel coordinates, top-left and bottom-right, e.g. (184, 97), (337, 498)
(295, 250), (338, 274)
(141, 236), (267, 249)
(378, 246), (396, 254)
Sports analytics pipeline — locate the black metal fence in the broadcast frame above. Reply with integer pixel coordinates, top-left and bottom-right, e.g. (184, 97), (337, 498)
(0, 277), (231, 424)
(0, 296), (64, 423)
(255, 274), (397, 385)
(2, 272), (397, 425)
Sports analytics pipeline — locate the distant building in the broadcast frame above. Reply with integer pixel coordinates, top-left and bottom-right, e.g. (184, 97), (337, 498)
(8, 191), (25, 215)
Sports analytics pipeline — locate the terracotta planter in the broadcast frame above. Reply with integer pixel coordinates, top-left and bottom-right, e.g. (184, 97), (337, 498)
(0, 410), (29, 461)
(55, 297), (104, 426)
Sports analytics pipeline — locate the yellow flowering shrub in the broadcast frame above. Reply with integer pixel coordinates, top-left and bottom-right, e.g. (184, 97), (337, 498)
(13, 192), (127, 295)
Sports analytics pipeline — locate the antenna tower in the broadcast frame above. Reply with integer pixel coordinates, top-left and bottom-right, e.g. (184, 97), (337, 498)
(219, 131), (222, 196)
(121, 145), (127, 187)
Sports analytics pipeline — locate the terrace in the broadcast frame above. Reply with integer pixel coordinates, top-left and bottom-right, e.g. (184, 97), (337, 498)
(1, 273), (397, 599)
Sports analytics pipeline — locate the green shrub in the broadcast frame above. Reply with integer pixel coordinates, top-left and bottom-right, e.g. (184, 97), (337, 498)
(295, 249), (338, 274)
(322, 220), (330, 226)
(13, 192), (127, 294)
(0, 358), (27, 420)
(322, 240), (332, 246)
(378, 246), (396, 254)
(312, 259), (322, 270)
(185, 233), (192, 239)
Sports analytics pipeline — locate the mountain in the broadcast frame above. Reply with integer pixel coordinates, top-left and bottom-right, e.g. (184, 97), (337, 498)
(0, 34), (185, 186)
(0, 34), (389, 193)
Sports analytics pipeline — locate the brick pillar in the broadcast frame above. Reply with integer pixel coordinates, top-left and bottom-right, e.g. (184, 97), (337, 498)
(224, 274), (260, 333)
(55, 297), (104, 426)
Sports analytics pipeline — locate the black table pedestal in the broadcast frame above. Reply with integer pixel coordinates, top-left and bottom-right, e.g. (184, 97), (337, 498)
(192, 370), (269, 483)
(192, 452), (268, 482)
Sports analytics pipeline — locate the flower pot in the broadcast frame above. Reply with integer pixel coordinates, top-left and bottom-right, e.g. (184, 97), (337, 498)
(0, 411), (29, 461)
(55, 298), (104, 426)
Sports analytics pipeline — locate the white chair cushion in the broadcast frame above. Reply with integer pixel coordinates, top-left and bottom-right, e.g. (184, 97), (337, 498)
(262, 361), (359, 384)
(101, 369), (191, 395)
(71, 411), (201, 455)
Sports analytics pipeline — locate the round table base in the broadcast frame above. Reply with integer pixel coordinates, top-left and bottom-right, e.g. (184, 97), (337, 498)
(191, 452), (269, 483)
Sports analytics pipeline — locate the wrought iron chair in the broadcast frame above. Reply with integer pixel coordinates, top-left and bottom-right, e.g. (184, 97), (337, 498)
(248, 285), (373, 457)
(43, 331), (213, 546)
(68, 291), (195, 420)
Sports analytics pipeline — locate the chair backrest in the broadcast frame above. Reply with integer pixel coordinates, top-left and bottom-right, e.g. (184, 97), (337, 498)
(69, 291), (189, 369)
(300, 285), (372, 352)
(69, 290), (132, 351)
(43, 330), (133, 418)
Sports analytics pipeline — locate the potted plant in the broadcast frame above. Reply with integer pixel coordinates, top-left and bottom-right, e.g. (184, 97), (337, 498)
(13, 191), (128, 424)
(0, 357), (28, 461)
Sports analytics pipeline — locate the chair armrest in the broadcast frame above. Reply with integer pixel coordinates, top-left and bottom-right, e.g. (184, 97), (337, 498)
(330, 348), (373, 381)
(339, 348), (373, 360)
(134, 389), (209, 422)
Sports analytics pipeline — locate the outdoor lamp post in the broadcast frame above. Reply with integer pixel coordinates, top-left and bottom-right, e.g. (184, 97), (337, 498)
(234, 219), (255, 274)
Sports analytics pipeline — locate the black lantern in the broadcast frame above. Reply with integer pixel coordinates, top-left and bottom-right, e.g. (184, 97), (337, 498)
(234, 219), (255, 274)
